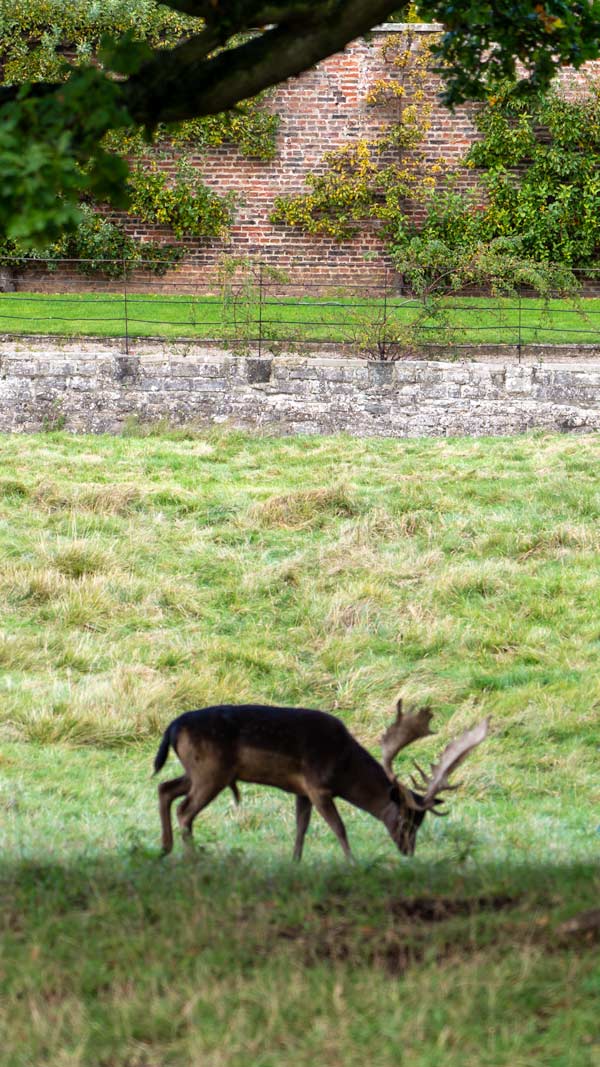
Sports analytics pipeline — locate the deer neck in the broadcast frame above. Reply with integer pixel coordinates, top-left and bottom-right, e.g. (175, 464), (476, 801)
(337, 752), (397, 822)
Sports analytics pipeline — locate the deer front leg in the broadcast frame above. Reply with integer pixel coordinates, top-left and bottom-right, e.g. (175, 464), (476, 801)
(293, 795), (313, 861)
(309, 791), (353, 860)
(177, 780), (226, 847)
(158, 775), (190, 854)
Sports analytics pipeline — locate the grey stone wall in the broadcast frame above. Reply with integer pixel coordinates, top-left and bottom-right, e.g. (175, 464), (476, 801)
(1, 339), (600, 437)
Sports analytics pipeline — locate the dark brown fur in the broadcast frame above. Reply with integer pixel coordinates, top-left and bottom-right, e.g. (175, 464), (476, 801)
(154, 703), (422, 859)
(154, 702), (488, 859)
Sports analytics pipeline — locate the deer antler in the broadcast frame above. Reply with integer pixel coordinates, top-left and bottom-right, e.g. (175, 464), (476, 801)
(418, 717), (490, 810)
(380, 697), (435, 780)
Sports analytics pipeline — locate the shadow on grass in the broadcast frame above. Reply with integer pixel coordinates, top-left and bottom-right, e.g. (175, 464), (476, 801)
(1, 848), (598, 977)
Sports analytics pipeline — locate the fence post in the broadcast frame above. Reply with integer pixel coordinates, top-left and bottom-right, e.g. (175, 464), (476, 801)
(122, 258), (129, 356)
(258, 262), (264, 358)
(382, 269), (389, 361)
(517, 288), (522, 364)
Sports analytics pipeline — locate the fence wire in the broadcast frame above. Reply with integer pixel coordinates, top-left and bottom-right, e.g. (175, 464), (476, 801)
(1, 259), (600, 358)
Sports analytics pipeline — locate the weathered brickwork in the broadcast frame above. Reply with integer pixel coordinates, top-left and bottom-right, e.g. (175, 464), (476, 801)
(0, 26), (522, 292)
(16, 23), (600, 296)
(2, 340), (600, 437)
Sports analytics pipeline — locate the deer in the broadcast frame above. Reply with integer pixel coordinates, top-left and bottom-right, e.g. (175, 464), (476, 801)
(153, 698), (489, 859)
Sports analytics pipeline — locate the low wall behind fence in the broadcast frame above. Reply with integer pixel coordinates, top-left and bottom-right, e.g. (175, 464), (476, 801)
(1, 340), (600, 437)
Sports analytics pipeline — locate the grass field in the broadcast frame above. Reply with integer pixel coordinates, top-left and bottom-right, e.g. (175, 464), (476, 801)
(0, 428), (599, 1066)
(1, 290), (600, 346)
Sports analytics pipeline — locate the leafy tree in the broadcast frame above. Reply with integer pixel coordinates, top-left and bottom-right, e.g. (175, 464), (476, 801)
(2, 0), (600, 245)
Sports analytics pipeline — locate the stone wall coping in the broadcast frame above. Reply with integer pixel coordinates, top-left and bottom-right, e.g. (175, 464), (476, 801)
(3, 343), (600, 375)
(3, 340), (600, 370)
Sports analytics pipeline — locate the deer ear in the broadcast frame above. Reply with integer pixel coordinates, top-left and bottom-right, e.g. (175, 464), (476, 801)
(389, 783), (401, 805)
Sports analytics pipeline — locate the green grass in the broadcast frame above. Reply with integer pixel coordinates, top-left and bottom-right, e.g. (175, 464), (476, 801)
(0, 429), (599, 1066)
(1, 290), (600, 345)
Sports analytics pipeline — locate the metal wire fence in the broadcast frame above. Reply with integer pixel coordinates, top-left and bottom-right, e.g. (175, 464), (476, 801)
(1, 259), (600, 358)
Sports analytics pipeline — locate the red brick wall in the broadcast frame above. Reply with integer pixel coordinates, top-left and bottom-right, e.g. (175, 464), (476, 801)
(20, 24), (600, 295)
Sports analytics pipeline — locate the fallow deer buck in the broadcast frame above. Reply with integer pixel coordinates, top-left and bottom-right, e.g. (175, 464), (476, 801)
(154, 699), (489, 858)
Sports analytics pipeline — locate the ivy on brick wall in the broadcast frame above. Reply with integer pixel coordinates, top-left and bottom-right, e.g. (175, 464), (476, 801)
(468, 83), (600, 265)
(128, 163), (236, 239)
(272, 27), (600, 293)
(389, 80), (600, 288)
(270, 30), (439, 242)
(104, 106), (279, 164)
(0, 207), (185, 278)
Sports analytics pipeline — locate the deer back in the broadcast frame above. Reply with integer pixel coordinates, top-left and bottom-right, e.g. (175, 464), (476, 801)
(165, 703), (383, 797)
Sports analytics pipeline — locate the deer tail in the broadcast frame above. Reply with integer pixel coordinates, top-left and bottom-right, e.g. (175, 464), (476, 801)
(153, 724), (174, 775)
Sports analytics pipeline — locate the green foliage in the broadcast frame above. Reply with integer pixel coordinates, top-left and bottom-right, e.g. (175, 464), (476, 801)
(466, 83), (600, 266)
(0, 69), (131, 246)
(272, 139), (392, 240)
(271, 31), (438, 240)
(390, 82), (600, 284)
(105, 100), (280, 162)
(0, 0), (279, 161)
(128, 162), (235, 239)
(0, 1), (278, 251)
(0, 0), (195, 84)
(0, 206), (184, 278)
(392, 232), (579, 299)
(50, 206), (185, 277)
(167, 103), (279, 161)
(417, 0), (600, 105)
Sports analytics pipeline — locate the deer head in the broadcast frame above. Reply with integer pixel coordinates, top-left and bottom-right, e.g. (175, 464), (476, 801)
(380, 698), (489, 855)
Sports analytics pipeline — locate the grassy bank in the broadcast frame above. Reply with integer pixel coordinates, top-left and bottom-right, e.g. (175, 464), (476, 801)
(0, 429), (599, 1065)
(1, 290), (600, 345)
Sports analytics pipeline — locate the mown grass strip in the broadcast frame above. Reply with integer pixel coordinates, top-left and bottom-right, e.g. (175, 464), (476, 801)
(1, 291), (600, 344)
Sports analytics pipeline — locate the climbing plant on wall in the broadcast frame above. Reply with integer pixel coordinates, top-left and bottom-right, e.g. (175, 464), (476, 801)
(270, 30), (440, 241)
(387, 80), (600, 292)
(468, 82), (600, 265)
(272, 27), (596, 296)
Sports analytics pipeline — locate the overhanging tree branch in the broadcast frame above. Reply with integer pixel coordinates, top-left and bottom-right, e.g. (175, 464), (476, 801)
(125, 0), (408, 126)
(0, 0), (407, 117)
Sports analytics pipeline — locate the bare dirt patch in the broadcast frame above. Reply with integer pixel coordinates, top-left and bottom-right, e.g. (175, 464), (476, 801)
(272, 895), (519, 974)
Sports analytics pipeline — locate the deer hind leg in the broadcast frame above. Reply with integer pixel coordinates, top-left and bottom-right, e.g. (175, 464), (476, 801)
(293, 795), (313, 862)
(177, 777), (227, 846)
(158, 775), (190, 854)
(309, 791), (353, 860)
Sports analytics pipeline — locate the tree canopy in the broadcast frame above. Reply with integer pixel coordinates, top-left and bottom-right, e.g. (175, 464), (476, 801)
(2, 0), (600, 245)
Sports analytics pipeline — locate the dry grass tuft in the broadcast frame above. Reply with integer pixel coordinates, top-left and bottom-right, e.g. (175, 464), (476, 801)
(0, 477), (29, 499)
(515, 524), (600, 559)
(32, 481), (145, 514)
(249, 486), (360, 529)
(336, 508), (404, 546)
(50, 541), (110, 579)
(1, 564), (71, 604)
(77, 483), (145, 514)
